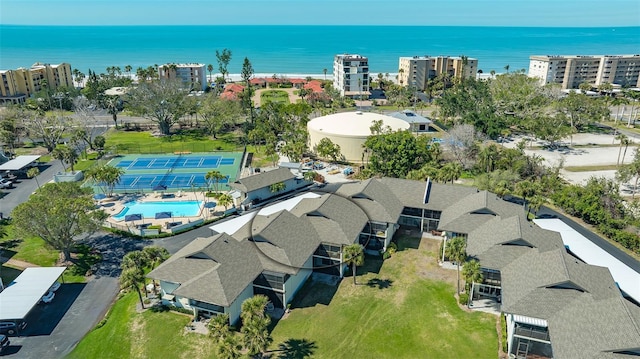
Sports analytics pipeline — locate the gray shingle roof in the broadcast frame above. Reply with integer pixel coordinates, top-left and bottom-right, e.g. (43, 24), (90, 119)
(333, 179), (404, 223)
(466, 215), (565, 269)
(438, 190), (526, 232)
(229, 167), (295, 193)
(148, 233), (263, 307)
(379, 177), (477, 211)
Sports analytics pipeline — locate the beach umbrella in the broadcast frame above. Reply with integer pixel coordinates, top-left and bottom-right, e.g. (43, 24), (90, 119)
(155, 211), (172, 219)
(153, 184), (167, 191)
(124, 213), (143, 222)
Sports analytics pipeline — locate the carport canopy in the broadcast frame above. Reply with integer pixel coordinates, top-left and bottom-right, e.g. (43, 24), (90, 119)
(0, 267), (65, 321)
(0, 155), (41, 171)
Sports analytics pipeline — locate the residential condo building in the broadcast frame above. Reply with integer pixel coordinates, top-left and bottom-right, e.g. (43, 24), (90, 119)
(398, 56), (478, 90)
(158, 63), (207, 91)
(148, 172), (640, 358)
(528, 55), (640, 89)
(0, 62), (73, 105)
(333, 54), (370, 99)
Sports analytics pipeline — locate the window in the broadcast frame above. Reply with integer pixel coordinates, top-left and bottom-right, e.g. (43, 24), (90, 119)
(253, 271), (288, 289)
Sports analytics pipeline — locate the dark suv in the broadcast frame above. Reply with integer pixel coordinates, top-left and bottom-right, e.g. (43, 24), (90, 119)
(0, 321), (26, 336)
(0, 334), (9, 353)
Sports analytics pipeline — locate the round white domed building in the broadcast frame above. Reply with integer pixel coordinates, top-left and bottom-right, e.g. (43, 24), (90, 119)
(307, 111), (410, 163)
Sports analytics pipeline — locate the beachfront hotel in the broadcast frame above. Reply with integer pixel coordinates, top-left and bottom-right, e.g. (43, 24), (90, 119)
(158, 63), (207, 91)
(398, 56), (478, 90)
(0, 63), (73, 105)
(528, 55), (640, 89)
(333, 54), (370, 99)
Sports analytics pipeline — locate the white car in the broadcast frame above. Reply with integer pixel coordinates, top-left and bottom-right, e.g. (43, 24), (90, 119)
(49, 282), (61, 292)
(0, 179), (11, 189)
(41, 291), (55, 304)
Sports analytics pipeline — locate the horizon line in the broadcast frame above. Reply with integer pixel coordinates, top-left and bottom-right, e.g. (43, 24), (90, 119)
(1, 24), (639, 28)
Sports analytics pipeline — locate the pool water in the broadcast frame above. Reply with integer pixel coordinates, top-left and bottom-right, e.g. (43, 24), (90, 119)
(113, 200), (204, 220)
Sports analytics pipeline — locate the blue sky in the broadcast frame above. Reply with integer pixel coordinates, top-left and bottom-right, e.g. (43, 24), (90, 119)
(1, 0), (639, 26)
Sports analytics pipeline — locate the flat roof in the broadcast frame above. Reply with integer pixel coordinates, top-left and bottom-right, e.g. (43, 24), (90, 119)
(307, 111), (410, 137)
(534, 218), (640, 304)
(0, 267), (65, 320)
(0, 155), (40, 171)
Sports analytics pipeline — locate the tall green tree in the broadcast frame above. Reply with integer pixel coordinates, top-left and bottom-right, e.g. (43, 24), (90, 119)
(85, 164), (125, 197)
(315, 137), (342, 162)
(617, 148), (640, 199)
(462, 259), (483, 293)
(120, 266), (146, 309)
(364, 130), (434, 178)
(52, 144), (78, 172)
(199, 94), (242, 138)
(13, 182), (107, 262)
(27, 167), (41, 189)
(240, 295), (272, 357)
(241, 57), (255, 121)
(217, 193), (234, 211)
(215, 49), (233, 83)
(343, 244), (364, 285)
(206, 170), (226, 194)
(22, 110), (71, 152)
(125, 79), (194, 135)
(445, 236), (467, 294)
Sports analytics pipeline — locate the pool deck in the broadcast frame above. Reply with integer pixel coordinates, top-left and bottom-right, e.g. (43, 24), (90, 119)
(101, 191), (228, 233)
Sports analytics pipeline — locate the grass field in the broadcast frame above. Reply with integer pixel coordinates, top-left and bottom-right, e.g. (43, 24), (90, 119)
(67, 235), (497, 359)
(67, 292), (218, 359)
(269, 236), (498, 358)
(260, 90), (290, 105)
(104, 130), (243, 154)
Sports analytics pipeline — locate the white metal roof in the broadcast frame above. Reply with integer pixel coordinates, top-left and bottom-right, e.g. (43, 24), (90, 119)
(534, 218), (640, 304)
(209, 192), (321, 235)
(0, 267), (65, 320)
(0, 155), (40, 171)
(307, 111), (410, 137)
(513, 314), (549, 328)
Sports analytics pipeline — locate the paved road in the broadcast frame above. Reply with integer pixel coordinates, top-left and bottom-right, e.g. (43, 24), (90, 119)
(0, 160), (64, 217)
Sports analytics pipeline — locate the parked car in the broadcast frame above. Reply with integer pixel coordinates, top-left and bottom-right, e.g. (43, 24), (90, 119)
(41, 290), (55, 304)
(0, 322), (26, 336)
(49, 281), (61, 292)
(0, 334), (9, 353)
(0, 179), (11, 189)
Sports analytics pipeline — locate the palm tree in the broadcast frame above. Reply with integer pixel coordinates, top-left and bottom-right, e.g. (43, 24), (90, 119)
(616, 133), (628, 165)
(120, 266), (146, 309)
(343, 244), (364, 284)
(205, 170), (225, 194)
(621, 137), (632, 166)
(85, 164), (125, 197)
(528, 194), (545, 217)
(515, 180), (538, 208)
(217, 193), (233, 211)
(208, 313), (231, 342)
(207, 64), (214, 84)
(269, 181), (286, 193)
(504, 64), (510, 73)
(142, 246), (169, 295)
(446, 236), (466, 294)
(462, 259), (483, 294)
(612, 97), (630, 125)
(478, 144), (499, 173)
(398, 68), (405, 86)
(241, 295), (272, 357)
(617, 148), (640, 199)
(439, 162), (462, 184)
(218, 334), (242, 359)
(323, 68), (327, 81)
(27, 167), (40, 189)
(303, 170), (317, 182)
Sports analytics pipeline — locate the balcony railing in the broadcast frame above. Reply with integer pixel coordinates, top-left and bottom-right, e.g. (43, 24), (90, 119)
(514, 326), (551, 342)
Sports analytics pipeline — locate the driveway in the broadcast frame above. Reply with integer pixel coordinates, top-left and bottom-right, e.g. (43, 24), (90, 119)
(0, 160), (64, 217)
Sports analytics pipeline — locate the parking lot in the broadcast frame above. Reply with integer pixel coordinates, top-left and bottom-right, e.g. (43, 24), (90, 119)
(2, 278), (119, 358)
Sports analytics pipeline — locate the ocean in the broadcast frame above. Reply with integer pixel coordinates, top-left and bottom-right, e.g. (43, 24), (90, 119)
(1, 25), (638, 75)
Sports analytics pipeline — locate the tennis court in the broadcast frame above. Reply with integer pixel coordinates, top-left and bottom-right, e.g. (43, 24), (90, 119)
(104, 152), (244, 192)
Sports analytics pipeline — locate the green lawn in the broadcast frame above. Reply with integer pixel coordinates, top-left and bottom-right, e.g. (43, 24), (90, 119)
(67, 235), (497, 358)
(261, 90), (290, 105)
(104, 129), (243, 154)
(68, 292), (219, 359)
(0, 224), (93, 283)
(269, 236), (498, 358)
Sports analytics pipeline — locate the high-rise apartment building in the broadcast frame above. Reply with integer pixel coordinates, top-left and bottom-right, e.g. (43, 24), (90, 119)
(528, 55), (640, 89)
(0, 62), (73, 105)
(158, 63), (207, 91)
(333, 54), (370, 99)
(398, 56), (478, 90)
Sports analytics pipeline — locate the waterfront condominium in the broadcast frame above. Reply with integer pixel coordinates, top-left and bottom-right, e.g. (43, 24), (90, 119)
(158, 63), (207, 91)
(397, 56), (478, 90)
(333, 54), (370, 99)
(0, 62), (73, 105)
(528, 55), (640, 89)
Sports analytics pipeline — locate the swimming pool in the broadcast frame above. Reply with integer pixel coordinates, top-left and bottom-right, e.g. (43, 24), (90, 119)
(113, 200), (204, 220)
